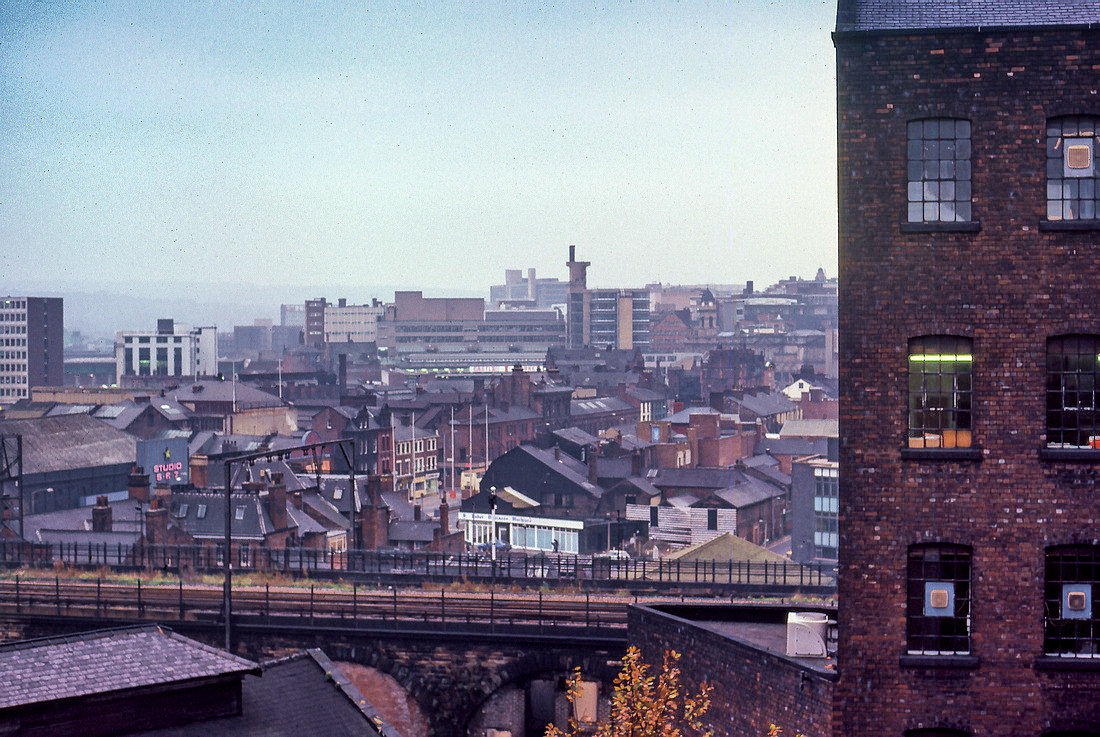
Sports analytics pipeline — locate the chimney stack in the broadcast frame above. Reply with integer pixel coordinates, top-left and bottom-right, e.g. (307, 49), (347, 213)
(145, 499), (169, 545)
(128, 467), (150, 502)
(265, 473), (288, 530)
(91, 496), (112, 532)
(588, 445), (600, 485)
(438, 497), (450, 536)
(339, 353), (348, 394)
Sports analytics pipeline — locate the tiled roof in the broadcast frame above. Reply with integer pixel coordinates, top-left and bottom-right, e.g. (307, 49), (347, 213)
(837, 0), (1100, 33)
(0, 626), (258, 710)
(0, 415), (136, 474)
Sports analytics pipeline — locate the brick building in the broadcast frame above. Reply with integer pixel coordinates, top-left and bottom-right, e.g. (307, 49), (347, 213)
(836, 2), (1100, 736)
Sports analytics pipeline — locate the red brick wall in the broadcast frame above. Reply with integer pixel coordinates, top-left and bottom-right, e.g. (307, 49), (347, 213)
(837, 25), (1100, 737)
(629, 605), (834, 737)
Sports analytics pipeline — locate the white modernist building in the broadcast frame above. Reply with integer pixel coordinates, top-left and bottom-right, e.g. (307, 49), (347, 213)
(115, 319), (217, 379)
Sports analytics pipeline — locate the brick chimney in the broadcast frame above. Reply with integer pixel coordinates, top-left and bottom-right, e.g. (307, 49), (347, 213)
(438, 497), (450, 536)
(588, 445), (600, 485)
(630, 449), (644, 477)
(360, 505), (390, 550)
(153, 482), (172, 508)
(265, 472), (288, 531)
(145, 499), (169, 545)
(91, 496), (112, 532)
(128, 467), (150, 502)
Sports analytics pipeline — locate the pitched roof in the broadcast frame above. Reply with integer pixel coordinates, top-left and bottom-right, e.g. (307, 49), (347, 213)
(91, 646), (390, 737)
(836, 0), (1100, 33)
(570, 396), (634, 416)
(552, 427), (599, 447)
(779, 419), (838, 439)
(665, 406), (722, 424)
(732, 392), (798, 418)
(168, 380), (283, 408)
(514, 445), (603, 497)
(23, 500), (144, 540)
(666, 532), (789, 563)
(0, 625), (258, 710)
(0, 415), (136, 474)
(169, 492), (274, 541)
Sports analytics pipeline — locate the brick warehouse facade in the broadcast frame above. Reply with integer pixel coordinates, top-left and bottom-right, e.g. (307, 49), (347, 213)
(836, 3), (1100, 736)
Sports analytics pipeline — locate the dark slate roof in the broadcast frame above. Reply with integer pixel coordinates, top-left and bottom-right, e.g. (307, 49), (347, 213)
(300, 491), (351, 530)
(23, 500), (144, 540)
(35, 529), (140, 546)
(170, 492), (274, 541)
(607, 476), (662, 498)
(625, 386), (666, 403)
(650, 467), (741, 490)
(595, 457), (632, 481)
(570, 396), (634, 416)
(0, 626), (258, 710)
(713, 475), (788, 508)
(168, 380), (283, 408)
(514, 445), (603, 497)
(665, 406), (722, 424)
(389, 519), (437, 543)
(0, 415), (136, 474)
(94, 398), (192, 431)
(106, 648), (390, 737)
(836, 0), (1100, 33)
(758, 436), (831, 458)
(731, 392), (798, 418)
(552, 427), (599, 447)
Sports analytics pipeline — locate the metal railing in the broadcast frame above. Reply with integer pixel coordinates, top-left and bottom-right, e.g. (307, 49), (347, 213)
(0, 575), (633, 641)
(0, 540), (835, 591)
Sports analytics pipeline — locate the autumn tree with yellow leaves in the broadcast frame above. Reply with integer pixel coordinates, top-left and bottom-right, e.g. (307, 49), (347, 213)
(545, 646), (713, 737)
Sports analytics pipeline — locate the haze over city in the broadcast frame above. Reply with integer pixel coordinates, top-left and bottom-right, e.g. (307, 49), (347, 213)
(2, 0), (838, 333)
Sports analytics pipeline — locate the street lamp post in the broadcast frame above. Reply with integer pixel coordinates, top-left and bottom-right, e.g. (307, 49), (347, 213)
(488, 485), (497, 563)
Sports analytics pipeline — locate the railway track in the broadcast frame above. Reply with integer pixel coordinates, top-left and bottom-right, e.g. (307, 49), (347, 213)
(0, 577), (712, 633)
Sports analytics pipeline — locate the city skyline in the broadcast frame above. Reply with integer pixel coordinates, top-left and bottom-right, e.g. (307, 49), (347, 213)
(1, 1), (839, 297)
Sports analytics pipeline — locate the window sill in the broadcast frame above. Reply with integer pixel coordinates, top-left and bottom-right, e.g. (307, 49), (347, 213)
(900, 221), (981, 234)
(1035, 656), (1100, 671)
(1039, 447), (1100, 462)
(1039, 220), (1100, 232)
(901, 447), (983, 461)
(900, 654), (979, 669)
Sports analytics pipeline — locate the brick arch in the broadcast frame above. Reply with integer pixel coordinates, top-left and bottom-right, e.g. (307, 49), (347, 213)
(459, 649), (624, 736)
(307, 638), (623, 737)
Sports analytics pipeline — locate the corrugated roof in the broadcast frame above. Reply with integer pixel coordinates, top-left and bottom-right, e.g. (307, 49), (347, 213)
(0, 415), (136, 475)
(836, 0), (1100, 33)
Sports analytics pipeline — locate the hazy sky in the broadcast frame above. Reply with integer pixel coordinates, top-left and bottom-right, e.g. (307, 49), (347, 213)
(1, 1), (838, 297)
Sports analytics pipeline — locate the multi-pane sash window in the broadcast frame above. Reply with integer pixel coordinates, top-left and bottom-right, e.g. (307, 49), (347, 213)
(907, 544), (972, 655)
(1046, 336), (1100, 449)
(1047, 116), (1100, 221)
(1044, 545), (1100, 658)
(908, 336), (973, 449)
(907, 118), (972, 223)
